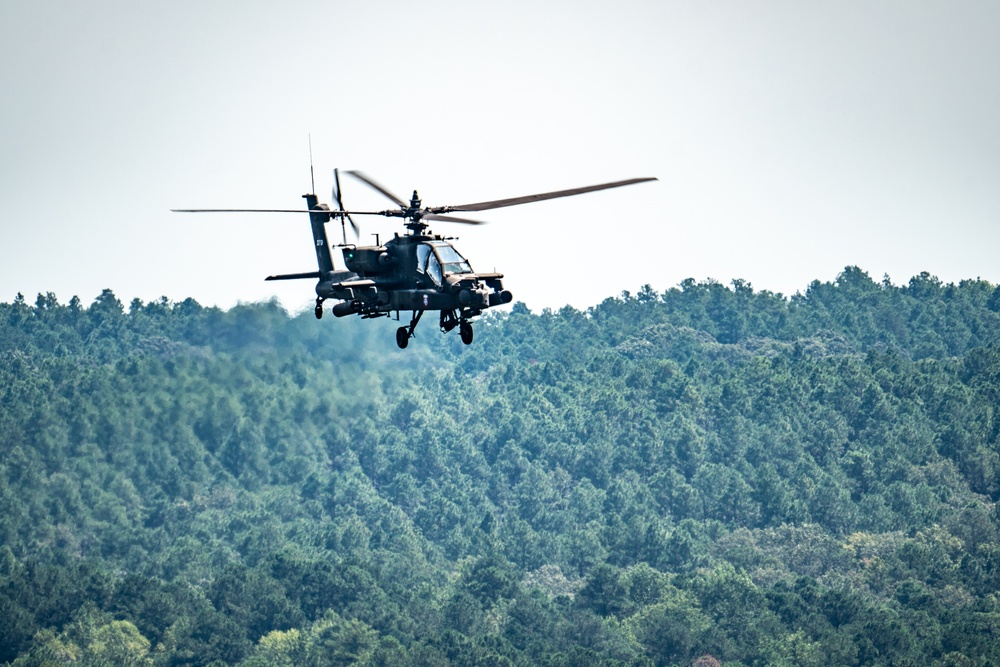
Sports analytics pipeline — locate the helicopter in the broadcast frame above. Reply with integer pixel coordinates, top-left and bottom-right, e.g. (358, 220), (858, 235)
(175, 169), (656, 348)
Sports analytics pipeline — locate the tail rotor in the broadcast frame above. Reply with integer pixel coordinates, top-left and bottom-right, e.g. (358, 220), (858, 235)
(332, 168), (360, 244)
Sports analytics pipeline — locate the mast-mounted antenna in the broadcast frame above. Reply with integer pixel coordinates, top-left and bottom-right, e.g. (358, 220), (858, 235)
(308, 134), (316, 195)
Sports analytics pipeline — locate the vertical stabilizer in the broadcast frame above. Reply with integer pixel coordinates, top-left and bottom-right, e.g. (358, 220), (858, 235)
(303, 193), (335, 274)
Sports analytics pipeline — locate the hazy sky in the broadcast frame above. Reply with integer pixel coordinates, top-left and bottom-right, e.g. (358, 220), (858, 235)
(2, 0), (998, 314)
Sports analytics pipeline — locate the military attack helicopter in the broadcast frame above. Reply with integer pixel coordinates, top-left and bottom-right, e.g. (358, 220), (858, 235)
(175, 169), (656, 348)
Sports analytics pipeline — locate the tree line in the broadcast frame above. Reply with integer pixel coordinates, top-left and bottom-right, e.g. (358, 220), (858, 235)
(1, 267), (999, 666)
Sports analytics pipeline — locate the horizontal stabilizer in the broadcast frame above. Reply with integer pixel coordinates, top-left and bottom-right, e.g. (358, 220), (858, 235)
(265, 271), (321, 282)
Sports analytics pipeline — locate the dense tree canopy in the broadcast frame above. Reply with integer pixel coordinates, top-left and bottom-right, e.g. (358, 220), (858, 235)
(1, 267), (999, 666)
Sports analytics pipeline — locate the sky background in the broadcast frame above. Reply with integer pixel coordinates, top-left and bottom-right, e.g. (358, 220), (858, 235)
(2, 0), (998, 315)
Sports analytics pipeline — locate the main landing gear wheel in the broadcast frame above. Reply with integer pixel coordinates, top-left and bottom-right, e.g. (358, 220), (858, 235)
(396, 326), (410, 349)
(315, 300), (323, 320)
(460, 321), (474, 345)
(396, 310), (423, 349)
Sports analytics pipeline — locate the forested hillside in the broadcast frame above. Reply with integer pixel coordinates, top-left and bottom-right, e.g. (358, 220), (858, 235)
(2, 267), (1000, 666)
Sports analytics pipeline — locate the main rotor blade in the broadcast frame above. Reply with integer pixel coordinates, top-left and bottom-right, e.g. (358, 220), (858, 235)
(422, 213), (486, 225)
(343, 170), (407, 208)
(172, 208), (316, 213)
(432, 177), (657, 213)
(172, 208), (384, 215)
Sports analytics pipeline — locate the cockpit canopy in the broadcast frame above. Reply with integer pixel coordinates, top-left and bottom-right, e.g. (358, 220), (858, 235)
(417, 241), (473, 284)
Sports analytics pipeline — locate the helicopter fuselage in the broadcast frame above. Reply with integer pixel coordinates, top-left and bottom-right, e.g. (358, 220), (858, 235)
(317, 231), (512, 320)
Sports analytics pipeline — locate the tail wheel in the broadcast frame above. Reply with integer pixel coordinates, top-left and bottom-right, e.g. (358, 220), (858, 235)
(396, 326), (410, 349)
(459, 321), (474, 345)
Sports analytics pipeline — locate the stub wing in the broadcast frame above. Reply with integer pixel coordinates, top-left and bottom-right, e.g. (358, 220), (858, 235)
(332, 279), (376, 289)
(264, 272), (374, 289)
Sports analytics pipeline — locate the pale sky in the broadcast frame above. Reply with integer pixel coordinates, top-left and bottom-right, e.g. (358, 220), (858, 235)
(2, 0), (998, 314)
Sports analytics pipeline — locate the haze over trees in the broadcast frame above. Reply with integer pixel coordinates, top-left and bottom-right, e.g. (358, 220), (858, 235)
(2, 267), (999, 666)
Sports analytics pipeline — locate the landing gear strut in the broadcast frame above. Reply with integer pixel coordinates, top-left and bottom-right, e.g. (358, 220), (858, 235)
(396, 310), (424, 349)
(315, 298), (324, 320)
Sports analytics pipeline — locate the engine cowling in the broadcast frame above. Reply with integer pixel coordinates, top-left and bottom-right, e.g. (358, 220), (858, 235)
(343, 246), (391, 274)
